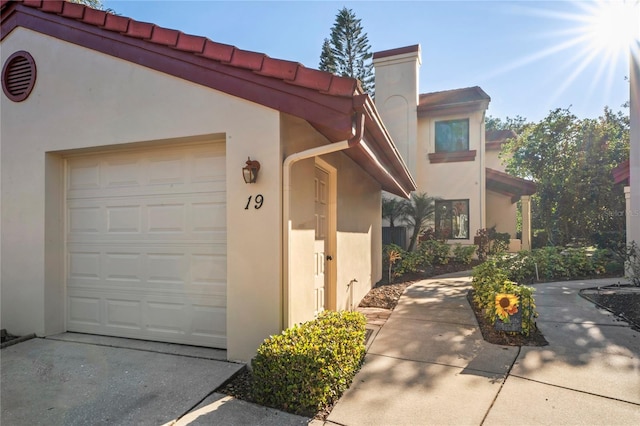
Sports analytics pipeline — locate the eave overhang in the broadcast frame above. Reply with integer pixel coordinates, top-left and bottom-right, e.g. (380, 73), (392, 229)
(486, 168), (536, 204)
(1, 0), (415, 197)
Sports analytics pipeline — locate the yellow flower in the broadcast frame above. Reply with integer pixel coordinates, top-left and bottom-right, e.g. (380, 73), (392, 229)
(495, 293), (519, 321)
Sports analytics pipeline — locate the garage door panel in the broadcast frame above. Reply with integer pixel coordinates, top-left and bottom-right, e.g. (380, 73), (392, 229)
(68, 196), (226, 240)
(67, 246), (227, 294)
(66, 142), (227, 348)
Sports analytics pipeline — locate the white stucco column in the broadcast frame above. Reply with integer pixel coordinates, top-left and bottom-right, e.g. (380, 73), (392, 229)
(625, 186), (632, 242)
(521, 195), (531, 251)
(629, 40), (640, 249)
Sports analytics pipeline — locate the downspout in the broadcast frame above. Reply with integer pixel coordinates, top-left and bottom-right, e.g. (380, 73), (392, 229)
(281, 112), (365, 329)
(479, 111), (485, 230)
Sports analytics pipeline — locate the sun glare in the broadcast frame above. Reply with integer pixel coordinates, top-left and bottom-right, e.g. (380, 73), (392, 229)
(582, 0), (640, 55)
(484, 0), (639, 114)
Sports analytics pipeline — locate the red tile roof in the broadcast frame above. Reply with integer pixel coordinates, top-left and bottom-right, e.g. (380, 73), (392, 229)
(612, 159), (630, 185)
(1, 0), (416, 196)
(486, 168), (536, 203)
(418, 86), (490, 116)
(486, 129), (517, 150)
(1, 0), (358, 97)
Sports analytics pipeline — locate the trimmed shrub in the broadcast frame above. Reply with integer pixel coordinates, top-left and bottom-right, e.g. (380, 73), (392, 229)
(453, 244), (476, 265)
(471, 260), (538, 336)
(419, 239), (450, 265)
(251, 311), (366, 415)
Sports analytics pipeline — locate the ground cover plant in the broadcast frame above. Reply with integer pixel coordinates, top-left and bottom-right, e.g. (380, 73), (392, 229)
(491, 246), (621, 284)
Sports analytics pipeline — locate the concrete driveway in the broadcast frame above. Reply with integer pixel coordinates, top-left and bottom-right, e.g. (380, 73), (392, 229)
(0, 333), (309, 425)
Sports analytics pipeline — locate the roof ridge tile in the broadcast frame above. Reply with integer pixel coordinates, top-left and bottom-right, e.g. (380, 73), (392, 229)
(150, 26), (180, 46)
(175, 33), (206, 53)
(83, 6), (106, 27)
(60, 1), (84, 19)
(199, 39), (234, 62)
(103, 13), (129, 33)
(40, 0), (62, 13)
(126, 19), (153, 39)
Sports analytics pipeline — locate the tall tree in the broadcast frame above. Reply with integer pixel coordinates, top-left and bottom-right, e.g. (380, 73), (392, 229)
(318, 38), (337, 74)
(402, 193), (437, 252)
(319, 7), (374, 95)
(503, 107), (629, 246)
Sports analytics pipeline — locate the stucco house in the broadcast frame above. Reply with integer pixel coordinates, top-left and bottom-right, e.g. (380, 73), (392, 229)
(0, 1), (415, 362)
(373, 45), (536, 251)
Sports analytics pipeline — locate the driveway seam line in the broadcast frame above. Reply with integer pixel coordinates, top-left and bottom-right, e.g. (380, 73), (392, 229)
(479, 345), (521, 426)
(365, 352), (511, 376)
(508, 374), (640, 406)
(43, 337), (236, 362)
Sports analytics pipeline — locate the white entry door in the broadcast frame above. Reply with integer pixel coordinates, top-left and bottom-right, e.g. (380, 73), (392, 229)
(314, 166), (329, 316)
(65, 142), (227, 348)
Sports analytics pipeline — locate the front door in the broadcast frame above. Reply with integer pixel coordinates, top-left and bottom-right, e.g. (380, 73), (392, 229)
(314, 166), (329, 316)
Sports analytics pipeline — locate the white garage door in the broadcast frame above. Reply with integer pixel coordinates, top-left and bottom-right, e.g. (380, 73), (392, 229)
(65, 142), (227, 348)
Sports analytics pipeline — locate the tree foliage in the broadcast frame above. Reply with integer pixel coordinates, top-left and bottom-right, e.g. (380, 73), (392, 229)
(69, 0), (115, 13)
(319, 7), (374, 95)
(485, 115), (530, 135)
(382, 196), (404, 228)
(502, 107), (629, 246)
(402, 193), (437, 252)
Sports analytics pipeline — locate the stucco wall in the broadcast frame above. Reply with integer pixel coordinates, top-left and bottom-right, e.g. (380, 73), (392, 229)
(417, 110), (486, 243)
(485, 147), (507, 173)
(486, 191), (517, 237)
(281, 115), (382, 326)
(1, 28), (281, 362)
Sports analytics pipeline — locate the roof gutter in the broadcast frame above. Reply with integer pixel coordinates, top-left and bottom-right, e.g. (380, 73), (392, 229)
(281, 112), (364, 329)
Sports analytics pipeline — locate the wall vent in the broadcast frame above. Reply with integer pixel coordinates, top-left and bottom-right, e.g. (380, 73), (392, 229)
(2, 51), (37, 102)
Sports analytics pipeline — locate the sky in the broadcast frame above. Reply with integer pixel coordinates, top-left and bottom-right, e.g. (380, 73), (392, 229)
(102, 0), (640, 123)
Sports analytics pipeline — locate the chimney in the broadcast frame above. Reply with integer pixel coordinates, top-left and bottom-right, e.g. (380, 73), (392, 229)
(373, 44), (421, 178)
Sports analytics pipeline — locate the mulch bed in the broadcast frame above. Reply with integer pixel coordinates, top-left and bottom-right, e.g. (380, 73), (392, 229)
(580, 284), (640, 331)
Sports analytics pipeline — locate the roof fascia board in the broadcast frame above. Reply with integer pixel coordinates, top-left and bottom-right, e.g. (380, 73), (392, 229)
(418, 100), (490, 117)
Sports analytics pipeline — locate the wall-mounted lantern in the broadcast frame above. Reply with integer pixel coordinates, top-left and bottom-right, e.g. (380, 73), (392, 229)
(242, 157), (260, 184)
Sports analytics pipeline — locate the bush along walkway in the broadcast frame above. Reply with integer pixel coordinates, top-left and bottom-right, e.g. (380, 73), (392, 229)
(323, 275), (640, 426)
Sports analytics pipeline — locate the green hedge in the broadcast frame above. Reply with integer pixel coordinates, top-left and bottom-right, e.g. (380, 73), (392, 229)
(251, 311), (366, 415)
(492, 246), (612, 284)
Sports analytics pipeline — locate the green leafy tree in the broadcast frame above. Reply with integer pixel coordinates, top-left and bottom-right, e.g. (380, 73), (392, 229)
(319, 7), (374, 95)
(503, 107), (629, 246)
(69, 0), (115, 13)
(485, 115), (530, 135)
(402, 193), (437, 252)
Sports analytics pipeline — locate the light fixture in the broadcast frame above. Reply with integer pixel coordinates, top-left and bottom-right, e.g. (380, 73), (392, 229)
(242, 157), (260, 184)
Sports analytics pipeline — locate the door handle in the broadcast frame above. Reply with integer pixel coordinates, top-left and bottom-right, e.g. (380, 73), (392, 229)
(326, 255), (333, 261)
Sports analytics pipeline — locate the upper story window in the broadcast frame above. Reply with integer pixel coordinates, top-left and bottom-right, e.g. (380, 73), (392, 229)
(428, 118), (476, 163)
(435, 119), (469, 152)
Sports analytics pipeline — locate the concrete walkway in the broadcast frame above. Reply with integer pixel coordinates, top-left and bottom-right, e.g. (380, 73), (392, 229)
(323, 275), (640, 426)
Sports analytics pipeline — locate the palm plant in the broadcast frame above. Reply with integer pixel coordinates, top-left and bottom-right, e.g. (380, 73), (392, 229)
(382, 196), (404, 228)
(402, 193), (437, 252)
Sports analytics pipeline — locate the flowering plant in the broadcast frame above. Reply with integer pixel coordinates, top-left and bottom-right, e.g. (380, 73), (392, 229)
(495, 293), (519, 322)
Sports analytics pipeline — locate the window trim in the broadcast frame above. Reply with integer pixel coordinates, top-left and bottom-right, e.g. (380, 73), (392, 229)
(428, 150), (476, 163)
(434, 118), (470, 153)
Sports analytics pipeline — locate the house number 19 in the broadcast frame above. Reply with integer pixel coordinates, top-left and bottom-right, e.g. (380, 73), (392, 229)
(245, 194), (264, 210)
